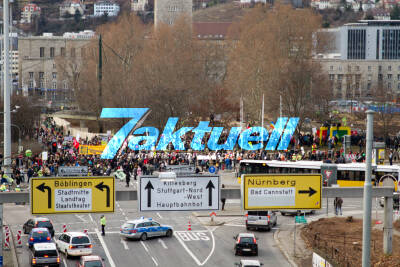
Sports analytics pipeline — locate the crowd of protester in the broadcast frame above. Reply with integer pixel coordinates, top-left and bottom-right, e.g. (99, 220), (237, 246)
(1, 117), (400, 190)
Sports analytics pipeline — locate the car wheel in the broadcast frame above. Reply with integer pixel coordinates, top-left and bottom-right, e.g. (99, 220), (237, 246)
(166, 230), (172, 237)
(255, 249), (258, 256)
(234, 249), (238, 256)
(267, 226), (271, 232)
(65, 249), (69, 258)
(141, 233), (147, 241)
(246, 226), (250, 230)
(310, 210), (316, 215)
(280, 212), (286, 216)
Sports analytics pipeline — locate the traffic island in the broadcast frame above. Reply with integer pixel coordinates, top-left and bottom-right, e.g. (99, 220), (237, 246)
(302, 217), (400, 266)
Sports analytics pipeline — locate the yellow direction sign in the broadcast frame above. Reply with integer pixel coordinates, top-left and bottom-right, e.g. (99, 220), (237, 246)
(242, 174), (321, 210)
(31, 176), (114, 215)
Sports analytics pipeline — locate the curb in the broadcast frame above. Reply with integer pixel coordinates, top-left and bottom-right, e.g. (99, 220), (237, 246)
(192, 212), (244, 217)
(273, 229), (297, 267)
(6, 224), (19, 267)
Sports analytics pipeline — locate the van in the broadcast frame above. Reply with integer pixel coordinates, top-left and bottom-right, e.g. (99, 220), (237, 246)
(245, 211), (277, 231)
(30, 242), (60, 266)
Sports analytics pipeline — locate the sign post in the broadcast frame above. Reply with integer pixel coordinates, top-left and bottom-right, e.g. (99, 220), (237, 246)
(242, 174), (321, 210)
(139, 175), (220, 211)
(57, 166), (88, 177)
(31, 177), (114, 214)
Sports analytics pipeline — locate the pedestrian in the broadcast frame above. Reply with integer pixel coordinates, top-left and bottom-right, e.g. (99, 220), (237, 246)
(100, 215), (106, 236)
(334, 197), (343, 216)
(221, 184), (226, 211)
(124, 167), (131, 187)
(389, 150), (393, 165)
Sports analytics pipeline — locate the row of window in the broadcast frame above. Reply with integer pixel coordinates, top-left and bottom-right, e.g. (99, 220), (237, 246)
(39, 47), (84, 58)
(329, 73), (400, 81)
(330, 65), (400, 72)
(333, 81), (400, 90)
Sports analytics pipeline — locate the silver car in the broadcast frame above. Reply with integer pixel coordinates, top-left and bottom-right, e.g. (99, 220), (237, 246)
(120, 218), (173, 241)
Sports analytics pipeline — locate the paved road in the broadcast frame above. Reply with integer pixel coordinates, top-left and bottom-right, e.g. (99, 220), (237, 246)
(5, 194), (382, 267)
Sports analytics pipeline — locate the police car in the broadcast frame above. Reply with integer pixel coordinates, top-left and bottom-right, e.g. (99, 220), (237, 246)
(120, 217), (173, 241)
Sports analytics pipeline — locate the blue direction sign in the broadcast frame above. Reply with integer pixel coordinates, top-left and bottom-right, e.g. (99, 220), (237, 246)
(209, 166), (216, 173)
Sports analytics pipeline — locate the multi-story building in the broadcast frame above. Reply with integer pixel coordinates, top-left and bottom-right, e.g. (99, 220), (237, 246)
(20, 3), (41, 24)
(154, 0), (192, 27)
(60, 0), (85, 17)
(317, 20), (400, 100)
(94, 0), (120, 16)
(131, 0), (148, 12)
(18, 31), (94, 107)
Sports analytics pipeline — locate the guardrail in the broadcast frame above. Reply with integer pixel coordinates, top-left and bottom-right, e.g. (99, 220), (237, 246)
(0, 187), (394, 204)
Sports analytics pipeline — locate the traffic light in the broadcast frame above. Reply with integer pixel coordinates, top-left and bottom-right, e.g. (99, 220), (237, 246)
(52, 142), (57, 153)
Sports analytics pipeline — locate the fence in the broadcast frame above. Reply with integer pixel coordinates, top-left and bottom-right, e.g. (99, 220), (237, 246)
(311, 232), (377, 267)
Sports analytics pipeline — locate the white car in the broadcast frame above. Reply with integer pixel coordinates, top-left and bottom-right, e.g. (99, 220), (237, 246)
(55, 232), (92, 257)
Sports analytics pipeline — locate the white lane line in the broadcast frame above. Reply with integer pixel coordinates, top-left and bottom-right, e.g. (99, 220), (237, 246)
(88, 214), (95, 223)
(141, 241), (149, 252)
(75, 214), (87, 223)
(95, 228), (116, 267)
(174, 232), (201, 266)
(63, 257), (68, 267)
(121, 239), (129, 250)
(157, 212), (162, 219)
(151, 257), (159, 266)
(175, 230), (209, 233)
(200, 228), (216, 266)
(158, 238), (168, 249)
(224, 224), (245, 227)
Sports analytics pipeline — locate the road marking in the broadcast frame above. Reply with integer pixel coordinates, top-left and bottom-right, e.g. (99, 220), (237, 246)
(157, 212), (162, 219)
(121, 239), (129, 250)
(158, 238), (168, 249)
(63, 257), (68, 267)
(174, 232), (202, 266)
(141, 241), (149, 252)
(88, 213), (95, 223)
(221, 223), (244, 227)
(75, 214), (87, 223)
(141, 240), (159, 266)
(95, 228), (116, 267)
(151, 257), (159, 266)
(176, 231), (210, 241)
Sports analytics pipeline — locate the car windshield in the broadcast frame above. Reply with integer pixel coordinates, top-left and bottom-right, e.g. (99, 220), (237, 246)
(239, 237), (254, 244)
(84, 260), (103, 267)
(34, 250), (57, 257)
(37, 221), (52, 228)
(32, 232), (49, 238)
(122, 223), (135, 229)
(72, 236), (90, 244)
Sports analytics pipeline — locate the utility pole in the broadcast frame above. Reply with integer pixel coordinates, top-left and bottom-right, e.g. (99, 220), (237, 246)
(362, 110), (374, 267)
(2, 0), (11, 265)
(3, 0), (11, 176)
(98, 34), (103, 133)
(261, 94), (264, 142)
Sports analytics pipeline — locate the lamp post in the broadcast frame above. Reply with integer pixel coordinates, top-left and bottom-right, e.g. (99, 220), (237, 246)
(0, 123), (21, 153)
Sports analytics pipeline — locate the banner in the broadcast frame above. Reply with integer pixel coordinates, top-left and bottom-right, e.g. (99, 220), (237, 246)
(79, 144), (107, 155)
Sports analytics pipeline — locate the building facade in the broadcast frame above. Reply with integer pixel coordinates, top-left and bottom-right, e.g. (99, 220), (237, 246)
(154, 0), (192, 27)
(318, 21), (400, 100)
(94, 1), (120, 16)
(18, 31), (94, 106)
(60, 1), (85, 17)
(20, 3), (41, 24)
(131, 0), (148, 12)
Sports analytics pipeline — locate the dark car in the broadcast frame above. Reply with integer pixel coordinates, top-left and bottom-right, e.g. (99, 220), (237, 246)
(24, 218), (55, 237)
(30, 242), (60, 266)
(234, 233), (258, 256)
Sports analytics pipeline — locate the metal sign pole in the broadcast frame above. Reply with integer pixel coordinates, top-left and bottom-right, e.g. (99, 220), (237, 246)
(293, 220), (296, 257)
(362, 110), (374, 267)
(0, 203), (3, 267)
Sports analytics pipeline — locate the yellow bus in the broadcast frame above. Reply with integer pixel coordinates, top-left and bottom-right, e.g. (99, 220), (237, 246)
(238, 159), (400, 190)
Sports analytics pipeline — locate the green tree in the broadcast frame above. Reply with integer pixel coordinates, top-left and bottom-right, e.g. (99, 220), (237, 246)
(391, 4), (400, 19)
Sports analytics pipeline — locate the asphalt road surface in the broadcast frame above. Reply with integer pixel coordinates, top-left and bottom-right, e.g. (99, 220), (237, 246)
(5, 194), (378, 267)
